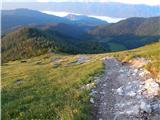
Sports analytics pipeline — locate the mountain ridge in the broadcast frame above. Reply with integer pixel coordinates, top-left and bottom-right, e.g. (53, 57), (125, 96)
(3, 2), (160, 18)
(1, 10), (160, 63)
(2, 9), (107, 33)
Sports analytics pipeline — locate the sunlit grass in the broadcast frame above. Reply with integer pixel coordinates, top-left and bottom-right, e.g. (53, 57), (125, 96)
(2, 54), (104, 119)
(2, 41), (160, 119)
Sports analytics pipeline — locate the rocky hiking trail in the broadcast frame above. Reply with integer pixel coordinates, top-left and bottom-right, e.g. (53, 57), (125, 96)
(90, 57), (160, 120)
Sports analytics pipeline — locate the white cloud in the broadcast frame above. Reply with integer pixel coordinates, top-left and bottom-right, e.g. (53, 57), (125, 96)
(3, 0), (160, 6)
(108, 0), (160, 6)
(36, 0), (160, 6)
(42, 11), (125, 23)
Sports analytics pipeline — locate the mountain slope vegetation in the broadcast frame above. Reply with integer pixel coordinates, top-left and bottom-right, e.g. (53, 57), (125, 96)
(1, 26), (105, 63)
(2, 11), (160, 63)
(112, 41), (160, 77)
(88, 17), (160, 50)
(2, 41), (160, 119)
(89, 17), (160, 36)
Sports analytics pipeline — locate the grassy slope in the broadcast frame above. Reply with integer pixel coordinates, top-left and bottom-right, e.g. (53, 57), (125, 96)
(2, 41), (160, 119)
(2, 54), (104, 119)
(110, 41), (160, 77)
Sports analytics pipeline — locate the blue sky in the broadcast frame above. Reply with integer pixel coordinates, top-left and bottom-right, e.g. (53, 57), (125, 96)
(3, 0), (160, 6)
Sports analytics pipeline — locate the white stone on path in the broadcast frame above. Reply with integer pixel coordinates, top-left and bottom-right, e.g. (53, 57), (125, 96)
(144, 78), (160, 96)
(140, 101), (152, 113)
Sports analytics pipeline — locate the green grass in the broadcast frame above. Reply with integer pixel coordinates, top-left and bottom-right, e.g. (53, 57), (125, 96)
(2, 54), (104, 120)
(2, 41), (160, 119)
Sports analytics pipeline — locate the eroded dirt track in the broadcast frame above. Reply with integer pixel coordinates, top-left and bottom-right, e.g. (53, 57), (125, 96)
(92, 58), (160, 120)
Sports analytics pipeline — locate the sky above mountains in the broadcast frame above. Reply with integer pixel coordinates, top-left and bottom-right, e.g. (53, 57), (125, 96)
(3, 0), (160, 6)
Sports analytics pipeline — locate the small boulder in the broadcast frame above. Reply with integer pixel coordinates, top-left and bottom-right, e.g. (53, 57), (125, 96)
(117, 87), (123, 95)
(140, 101), (152, 113)
(15, 79), (23, 85)
(144, 78), (160, 97)
(90, 98), (94, 104)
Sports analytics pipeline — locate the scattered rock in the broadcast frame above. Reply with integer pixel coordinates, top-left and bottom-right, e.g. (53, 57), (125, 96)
(15, 79), (23, 85)
(90, 98), (94, 104)
(125, 105), (140, 115)
(117, 87), (123, 95)
(20, 60), (27, 63)
(152, 102), (160, 112)
(140, 101), (152, 113)
(93, 57), (160, 120)
(143, 79), (160, 97)
(53, 63), (61, 68)
(51, 58), (61, 62)
(82, 82), (96, 90)
(67, 61), (77, 66)
(129, 57), (149, 68)
(35, 61), (42, 65)
(126, 91), (136, 97)
(77, 56), (90, 64)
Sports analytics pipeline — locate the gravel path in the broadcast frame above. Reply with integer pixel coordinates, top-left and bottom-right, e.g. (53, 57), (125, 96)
(91, 57), (160, 120)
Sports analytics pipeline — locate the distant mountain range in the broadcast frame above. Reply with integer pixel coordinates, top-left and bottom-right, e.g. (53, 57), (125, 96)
(1, 9), (160, 62)
(1, 9), (107, 33)
(89, 17), (160, 36)
(88, 16), (160, 50)
(2, 2), (160, 18)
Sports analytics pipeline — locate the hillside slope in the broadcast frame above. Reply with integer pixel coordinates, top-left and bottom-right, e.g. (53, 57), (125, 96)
(88, 17), (160, 50)
(2, 41), (160, 120)
(1, 26), (105, 63)
(1, 27), (78, 63)
(89, 17), (160, 36)
(1, 9), (71, 33)
(111, 41), (160, 77)
(2, 16), (160, 63)
(2, 9), (107, 33)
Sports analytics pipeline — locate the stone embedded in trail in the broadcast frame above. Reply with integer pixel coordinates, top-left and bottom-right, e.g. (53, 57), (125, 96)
(140, 101), (152, 113)
(152, 101), (160, 112)
(143, 78), (160, 97)
(139, 70), (150, 78)
(126, 91), (136, 97)
(116, 87), (123, 95)
(134, 69), (138, 73)
(125, 105), (140, 115)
